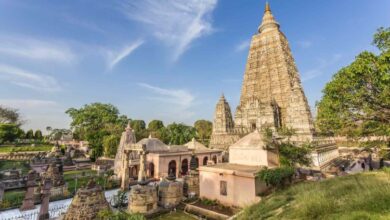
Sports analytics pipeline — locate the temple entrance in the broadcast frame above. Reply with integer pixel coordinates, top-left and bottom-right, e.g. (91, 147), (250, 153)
(181, 159), (188, 175)
(212, 155), (217, 164)
(203, 157), (208, 165)
(149, 163), (155, 178)
(168, 160), (177, 177)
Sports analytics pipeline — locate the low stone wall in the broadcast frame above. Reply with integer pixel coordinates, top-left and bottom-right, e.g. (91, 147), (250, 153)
(185, 203), (230, 220)
(0, 151), (46, 160)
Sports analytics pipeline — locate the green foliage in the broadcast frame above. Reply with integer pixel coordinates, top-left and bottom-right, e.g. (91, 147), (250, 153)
(103, 134), (120, 158)
(373, 27), (390, 52)
(0, 123), (23, 144)
(0, 106), (22, 125)
(316, 27), (390, 137)
(111, 190), (128, 209)
(131, 120), (148, 141)
(34, 129), (43, 140)
(97, 209), (145, 220)
(240, 170), (390, 220)
(47, 128), (72, 141)
(148, 120), (164, 131)
(66, 103), (128, 160)
(0, 144), (53, 153)
(257, 167), (294, 189)
(194, 120), (212, 146)
(25, 129), (34, 139)
(279, 143), (313, 167)
(161, 123), (196, 145)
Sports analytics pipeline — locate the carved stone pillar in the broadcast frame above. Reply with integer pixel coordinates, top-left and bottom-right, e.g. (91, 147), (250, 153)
(121, 152), (130, 191)
(38, 179), (51, 220)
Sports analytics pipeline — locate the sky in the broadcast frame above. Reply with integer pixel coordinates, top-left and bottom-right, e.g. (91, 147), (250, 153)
(0, 0), (389, 132)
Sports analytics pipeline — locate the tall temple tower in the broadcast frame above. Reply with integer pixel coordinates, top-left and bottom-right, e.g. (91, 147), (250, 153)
(210, 3), (315, 150)
(209, 95), (239, 150)
(234, 2), (314, 139)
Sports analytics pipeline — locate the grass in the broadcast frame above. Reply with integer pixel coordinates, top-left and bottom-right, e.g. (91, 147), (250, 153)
(0, 189), (26, 209)
(0, 160), (30, 175)
(152, 211), (197, 220)
(0, 144), (53, 153)
(63, 169), (119, 194)
(237, 169), (390, 220)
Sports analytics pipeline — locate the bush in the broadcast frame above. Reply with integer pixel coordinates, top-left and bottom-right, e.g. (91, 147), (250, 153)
(257, 167), (295, 189)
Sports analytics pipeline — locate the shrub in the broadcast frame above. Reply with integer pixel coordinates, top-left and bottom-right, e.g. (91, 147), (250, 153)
(257, 167), (295, 189)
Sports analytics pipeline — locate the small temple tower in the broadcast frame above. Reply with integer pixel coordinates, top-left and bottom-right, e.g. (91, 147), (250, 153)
(183, 153), (200, 197)
(128, 144), (158, 214)
(64, 179), (110, 220)
(234, 2), (315, 139)
(158, 169), (183, 208)
(209, 94), (240, 150)
(115, 122), (136, 180)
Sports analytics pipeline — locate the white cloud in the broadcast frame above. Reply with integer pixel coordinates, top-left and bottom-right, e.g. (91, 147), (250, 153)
(235, 39), (250, 52)
(0, 99), (58, 109)
(301, 54), (342, 82)
(121, 0), (218, 61)
(107, 39), (144, 69)
(0, 36), (76, 63)
(0, 64), (61, 91)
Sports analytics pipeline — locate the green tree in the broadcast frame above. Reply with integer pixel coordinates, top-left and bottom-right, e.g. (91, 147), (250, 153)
(103, 135), (120, 158)
(34, 130), (43, 140)
(0, 106), (22, 125)
(148, 120), (164, 131)
(162, 123), (196, 145)
(66, 103), (128, 160)
(25, 129), (34, 139)
(0, 124), (22, 144)
(131, 120), (148, 140)
(316, 27), (390, 137)
(194, 120), (212, 146)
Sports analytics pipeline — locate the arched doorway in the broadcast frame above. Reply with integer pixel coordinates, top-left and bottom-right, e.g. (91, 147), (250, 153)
(149, 163), (155, 178)
(196, 157), (199, 167)
(168, 160), (177, 177)
(130, 166), (138, 178)
(212, 155), (217, 164)
(203, 157), (208, 165)
(181, 159), (189, 175)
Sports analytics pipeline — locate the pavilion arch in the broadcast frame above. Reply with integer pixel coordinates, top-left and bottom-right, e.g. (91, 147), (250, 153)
(181, 159), (189, 175)
(203, 156), (208, 165)
(212, 155), (217, 164)
(149, 162), (155, 178)
(168, 160), (177, 177)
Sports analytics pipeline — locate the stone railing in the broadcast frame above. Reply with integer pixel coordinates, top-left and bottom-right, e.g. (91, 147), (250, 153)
(0, 151), (46, 161)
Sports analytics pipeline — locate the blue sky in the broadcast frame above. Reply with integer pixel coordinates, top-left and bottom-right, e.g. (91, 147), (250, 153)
(0, 0), (389, 131)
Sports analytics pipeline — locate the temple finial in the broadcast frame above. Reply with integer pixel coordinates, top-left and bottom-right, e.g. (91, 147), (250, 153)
(265, 2), (271, 12)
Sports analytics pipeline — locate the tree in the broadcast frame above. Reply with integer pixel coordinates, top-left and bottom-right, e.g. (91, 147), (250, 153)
(131, 120), (148, 140)
(148, 120), (164, 131)
(0, 106), (22, 125)
(34, 130), (43, 140)
(162, 123), (196, 145)
(103, 135), (120, 158)
(316, 27), (390, 137)
(66, 103), (128, 160)
(257, 167), (294, 189)
(194, 120), (212, 146)
(0, 124), (23, 144)
(25, 129), (34, 139)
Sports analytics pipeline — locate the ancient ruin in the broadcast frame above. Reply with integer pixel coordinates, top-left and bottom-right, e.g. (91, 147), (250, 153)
(64, 179), (110, 220)
(20, 170), (38, 211)
(41, 162), (68, 198)
(158, 171), (183, 209)
(115, 122), (136, 180)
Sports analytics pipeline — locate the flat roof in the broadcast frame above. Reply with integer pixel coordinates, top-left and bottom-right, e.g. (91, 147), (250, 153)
(198, 163), (264, 178)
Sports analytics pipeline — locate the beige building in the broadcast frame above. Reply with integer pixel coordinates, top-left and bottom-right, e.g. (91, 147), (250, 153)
(200, 131), (278, 207)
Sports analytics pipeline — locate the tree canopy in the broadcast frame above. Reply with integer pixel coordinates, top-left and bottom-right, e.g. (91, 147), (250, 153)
(66, 103), (128, 159)
(316, 27), (390, 137)
(0, 106), (22, 125)
(194, 120), (212, 146)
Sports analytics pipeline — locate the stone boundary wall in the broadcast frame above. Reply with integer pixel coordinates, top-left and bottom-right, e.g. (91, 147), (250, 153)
(0, 151), (46, 160)
(185, 203), (230, 220)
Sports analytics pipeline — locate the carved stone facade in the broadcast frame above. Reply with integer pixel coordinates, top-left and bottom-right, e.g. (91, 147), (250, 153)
(64, 180), (110, 220)
(114, 123), (136, 180)
(210, 3), (315, 150)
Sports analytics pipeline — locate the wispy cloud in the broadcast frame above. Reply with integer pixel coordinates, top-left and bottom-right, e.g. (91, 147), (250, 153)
(0, 99), (58, 109)
(0, 64), (61, 91)
(107, 39), (144, 70)
(121, 0), (218, 61)
(297, 40), (313, 49)
(138, 83), (196, 119)
(0, 36), (76, 63)
(62, 14), (105, 33)
(235, 39), (250, 52)
(301, 54), (342, 82)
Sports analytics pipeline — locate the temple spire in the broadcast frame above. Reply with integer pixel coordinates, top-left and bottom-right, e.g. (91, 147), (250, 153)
(258, 2), (279, 33)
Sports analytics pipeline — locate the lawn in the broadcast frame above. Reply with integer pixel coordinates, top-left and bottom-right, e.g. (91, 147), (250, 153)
(63, 169), (119, 194)
(152, 211), (197, 220)
(237, 169), (390, 220)
(0, 160), (30, 175)
(0, 189), (26, 209)
(0, 144), (53, 153)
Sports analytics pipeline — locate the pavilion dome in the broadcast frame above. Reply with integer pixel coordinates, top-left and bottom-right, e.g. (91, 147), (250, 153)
(184, 138), (208, 150)
(137, 136), (169, 152)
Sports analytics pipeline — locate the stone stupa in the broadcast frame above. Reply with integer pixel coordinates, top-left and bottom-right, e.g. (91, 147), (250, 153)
(158, 169), (183, 208)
